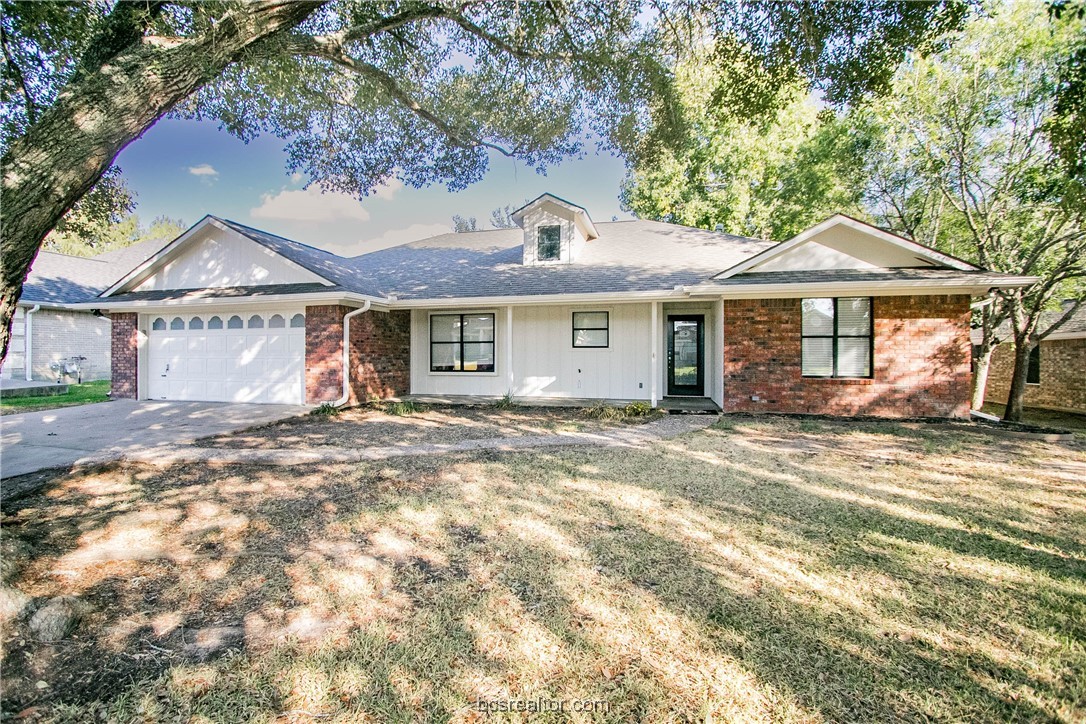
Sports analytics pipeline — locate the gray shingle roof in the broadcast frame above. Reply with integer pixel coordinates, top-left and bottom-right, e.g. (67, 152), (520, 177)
(341, 220), (774, 300)
(970, 302), (1086, 344)
(104, 283), (337, 303)
(718, 268), (1006, 285)
(21, 238), (172, 306)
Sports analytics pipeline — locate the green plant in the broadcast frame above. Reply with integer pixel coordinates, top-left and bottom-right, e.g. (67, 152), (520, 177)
(385, 400), (422, 416)
(582, 402), (624, 421)
(623, 401), (653, 417)
(310, 402), (340, 417)
(495, 392), (517, 410)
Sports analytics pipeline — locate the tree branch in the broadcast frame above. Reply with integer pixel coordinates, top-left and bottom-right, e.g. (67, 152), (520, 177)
(288, 35), (515, 157)
(1, 24), (36, 123)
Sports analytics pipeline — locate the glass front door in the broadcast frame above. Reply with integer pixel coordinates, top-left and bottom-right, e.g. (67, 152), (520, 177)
(667, 315), (704, 396)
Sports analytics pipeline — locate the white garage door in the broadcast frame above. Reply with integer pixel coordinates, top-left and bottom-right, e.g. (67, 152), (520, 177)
(147, 311), (306, 404)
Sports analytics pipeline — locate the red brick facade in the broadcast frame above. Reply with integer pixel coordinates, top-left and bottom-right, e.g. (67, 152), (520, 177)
(722, 295), (971, 418)
(110, 312), (139, 399)
(984, 337), (1086, 413)
(304, 305), (411, 405)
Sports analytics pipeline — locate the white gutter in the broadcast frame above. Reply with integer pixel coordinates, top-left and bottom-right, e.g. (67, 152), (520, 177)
(683, 275), (1039, 298)
(67, 291), (390, 312)
(24, 304), (40, 381)
(333, 301), (371, 408)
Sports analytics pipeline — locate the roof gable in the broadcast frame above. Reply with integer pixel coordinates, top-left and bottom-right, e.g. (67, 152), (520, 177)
(511, 193), (599, 241)
(103, 216), (336, 296)
(714, 214), (978, 279)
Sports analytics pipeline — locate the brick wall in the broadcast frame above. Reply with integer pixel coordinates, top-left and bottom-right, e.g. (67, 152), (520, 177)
(305, 304), (350, 404)
(32, 309), (112, 381)
(984, 337), (1086, 413)
(110, 312), (139, 399)
(722, 295), (971, 418)
(305, 305), (411, 405)
(348, 309), (411, 402)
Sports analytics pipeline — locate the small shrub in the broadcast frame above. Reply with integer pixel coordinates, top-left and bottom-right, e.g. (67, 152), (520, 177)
(582, 402), (624, 421)
(310, 402), (340, 417)
(385, 400), (422, 416)
(494, 392), (517, 410)
(624, 401), (653, 417)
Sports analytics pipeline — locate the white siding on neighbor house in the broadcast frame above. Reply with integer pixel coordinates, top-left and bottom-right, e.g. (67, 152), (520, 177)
(32, 309), (111, 381)
(133, 228), (328, 291)
(0, 307), (26, 379)
(410, 304), (658, 401)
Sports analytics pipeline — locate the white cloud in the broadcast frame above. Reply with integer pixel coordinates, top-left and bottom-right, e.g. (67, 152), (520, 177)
(251, 186), (371, 222)
(290, 172), (305, 185)
(188, 164), (219, 177)
(371, 176), (403, 201)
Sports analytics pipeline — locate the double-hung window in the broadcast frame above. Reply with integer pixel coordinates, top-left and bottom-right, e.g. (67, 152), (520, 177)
(801, 297), (873, 378)
(537, 225), (561, 261)
(430, 313), (495, 372)
(572, 311), (609, 348)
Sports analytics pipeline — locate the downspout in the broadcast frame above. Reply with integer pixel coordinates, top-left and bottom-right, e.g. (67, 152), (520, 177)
(24, 304), (40, 381)
(333, 301), (371, 408)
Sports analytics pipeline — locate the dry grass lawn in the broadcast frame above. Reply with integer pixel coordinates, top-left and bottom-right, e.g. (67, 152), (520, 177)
(1, 416), (1084, 722)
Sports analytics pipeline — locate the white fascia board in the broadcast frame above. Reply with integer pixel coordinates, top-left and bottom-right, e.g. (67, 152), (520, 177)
(100, 216), (336, 297)
(1045, 331), (1086, 341)
(684, 275), (1038, 299)
(68, 291), (389, 313)
(390, 289), (690, 308)
(713, 215), (978, 280)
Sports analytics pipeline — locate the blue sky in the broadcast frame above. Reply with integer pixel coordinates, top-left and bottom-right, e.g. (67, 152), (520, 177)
(115, 118), (634, 255)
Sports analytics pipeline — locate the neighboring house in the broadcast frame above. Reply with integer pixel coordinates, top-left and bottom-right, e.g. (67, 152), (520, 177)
(1, 238), (169, 383)
(973, 303), (1086, 414)
(82, 194), (1034, 418)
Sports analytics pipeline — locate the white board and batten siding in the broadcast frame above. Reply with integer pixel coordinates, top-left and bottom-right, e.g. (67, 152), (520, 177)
(409, 304), (654, 401)
(133, 227), (329, 291)
(144, 309), (306, 404)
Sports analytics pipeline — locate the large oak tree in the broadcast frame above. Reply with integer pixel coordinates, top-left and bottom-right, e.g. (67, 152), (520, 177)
(1, 0), (965, 361)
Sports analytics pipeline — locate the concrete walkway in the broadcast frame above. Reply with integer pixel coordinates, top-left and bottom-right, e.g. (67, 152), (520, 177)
(1, 400), (307, 479)
(126, 413), (719, 467)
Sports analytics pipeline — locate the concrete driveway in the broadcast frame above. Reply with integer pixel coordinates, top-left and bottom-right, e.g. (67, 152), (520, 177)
(1, 400), (306, 480)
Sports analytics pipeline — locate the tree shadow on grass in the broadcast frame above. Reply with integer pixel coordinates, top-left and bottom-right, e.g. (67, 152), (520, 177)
(1, 421), (1084, 721)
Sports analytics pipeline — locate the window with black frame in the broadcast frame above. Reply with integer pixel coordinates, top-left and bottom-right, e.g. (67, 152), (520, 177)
(1027, 345), (1040, 384)
(801, 297), (873, 378)
(430, 313), (495, 372)
(537, 225), (561, 260)
(572, 311), (609, 348)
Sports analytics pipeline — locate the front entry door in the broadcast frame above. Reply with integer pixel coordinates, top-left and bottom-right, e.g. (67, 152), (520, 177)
(667, 315), (705, 396)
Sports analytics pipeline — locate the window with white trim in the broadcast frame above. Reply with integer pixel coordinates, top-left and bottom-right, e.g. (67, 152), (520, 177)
(537, 225), (561, 261)
(572, 311), (609, 348)
(430, 313), (495, 372)
(801, 297), (873, 378)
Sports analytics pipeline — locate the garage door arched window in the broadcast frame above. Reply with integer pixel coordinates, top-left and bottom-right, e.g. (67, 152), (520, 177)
(290, 314), (305, 328)
(248, 314), (264, 329)
(152, 317), (166, 331)
(208, 316), (223, 330)
(269, 314), (285, 328)
(170, 317), (185, 330)
(189, 317), (204, 330)
(227, 315), (244, 329)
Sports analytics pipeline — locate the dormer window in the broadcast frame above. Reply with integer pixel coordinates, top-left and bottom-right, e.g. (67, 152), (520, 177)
(537, 225), (561, 261)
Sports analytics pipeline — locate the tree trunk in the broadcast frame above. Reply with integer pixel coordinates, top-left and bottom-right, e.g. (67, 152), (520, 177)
(0, 0), (323, 361)
(970, 344), (993, 411)
(1002, 340), (1034, 422)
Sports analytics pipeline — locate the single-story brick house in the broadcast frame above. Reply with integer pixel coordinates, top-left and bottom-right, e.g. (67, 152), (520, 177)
(1, 239), (166, 383)
(973, 303), (1086, 414)
(79, 194), (1034, 418)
